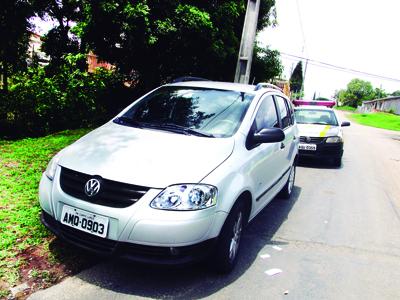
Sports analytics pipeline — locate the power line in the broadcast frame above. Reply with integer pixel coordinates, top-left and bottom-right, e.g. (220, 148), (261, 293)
(295, 0), (307, 56)
(280, 52), (400, 83)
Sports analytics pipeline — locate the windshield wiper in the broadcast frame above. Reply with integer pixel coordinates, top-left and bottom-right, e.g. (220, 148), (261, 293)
(312, 122), (332, 125)
(113, 116), (143, 128)
(146, 123), (215, 138)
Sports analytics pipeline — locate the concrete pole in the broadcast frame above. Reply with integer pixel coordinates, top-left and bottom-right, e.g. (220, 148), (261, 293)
(234, 0), (260, 84)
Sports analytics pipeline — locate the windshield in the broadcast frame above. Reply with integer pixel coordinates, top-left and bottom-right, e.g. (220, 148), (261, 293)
(115, 86), (254, 137)
(294, 109), (338, 126)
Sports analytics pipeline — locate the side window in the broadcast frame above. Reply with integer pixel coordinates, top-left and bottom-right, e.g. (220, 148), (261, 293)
(276, 96), (292, 129)
(287, 99), (295, 124)
(254, 95), (279, 132)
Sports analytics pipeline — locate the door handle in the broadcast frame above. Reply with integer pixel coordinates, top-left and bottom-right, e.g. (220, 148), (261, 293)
(280, 143), (285, 149)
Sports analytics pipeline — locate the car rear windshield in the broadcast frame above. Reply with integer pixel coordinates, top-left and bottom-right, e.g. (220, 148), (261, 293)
(294, 109), (338, 126)
(116, 86), (254, 137)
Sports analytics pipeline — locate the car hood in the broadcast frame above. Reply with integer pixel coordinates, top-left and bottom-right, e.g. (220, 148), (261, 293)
(297, 123), (341, 138)
(58, 122), (234, 188)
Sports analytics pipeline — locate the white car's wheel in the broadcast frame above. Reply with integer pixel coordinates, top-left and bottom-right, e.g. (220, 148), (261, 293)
(213, 201), (244, 273)
(279, 163), (296, 199)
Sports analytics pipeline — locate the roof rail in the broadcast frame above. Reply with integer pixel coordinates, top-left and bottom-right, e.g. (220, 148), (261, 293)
(254, 82), (283, 92)
(172, 76), (210, 83)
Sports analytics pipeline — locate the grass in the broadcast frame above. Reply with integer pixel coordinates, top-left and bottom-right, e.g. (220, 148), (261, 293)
(349, 112), (400, 131)
(0, 128), (91, 296)
(334, 105), (356, 112)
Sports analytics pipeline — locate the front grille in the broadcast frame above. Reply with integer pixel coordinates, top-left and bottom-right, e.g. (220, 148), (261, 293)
(60, 167), (150, 208)
(299, 136), (325, 144)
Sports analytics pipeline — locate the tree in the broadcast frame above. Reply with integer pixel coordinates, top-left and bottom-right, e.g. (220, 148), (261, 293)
(289, 61), (303, 98)
(391, 90), (400, 96)
(336, 78), (378, 107)
(250, 44), (283, 83)
(36, 1), (85, 72)
(78, 0), (277, 92)
(374, 87), (387, 99)
(0, 0), (34, 91)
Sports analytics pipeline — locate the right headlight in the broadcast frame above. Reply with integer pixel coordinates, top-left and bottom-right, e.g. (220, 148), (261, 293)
(150, 184), (217, 211)
(45, 154), (61, 180)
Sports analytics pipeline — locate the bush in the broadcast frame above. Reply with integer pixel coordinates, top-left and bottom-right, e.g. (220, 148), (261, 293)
(0, 54), (133, 139)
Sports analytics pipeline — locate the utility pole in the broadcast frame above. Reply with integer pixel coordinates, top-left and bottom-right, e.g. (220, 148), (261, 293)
(234, 0), (260, 84)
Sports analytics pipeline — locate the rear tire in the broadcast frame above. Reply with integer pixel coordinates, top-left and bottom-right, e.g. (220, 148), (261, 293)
(212, 201), (245, 273)
(279, 163), (296, 199)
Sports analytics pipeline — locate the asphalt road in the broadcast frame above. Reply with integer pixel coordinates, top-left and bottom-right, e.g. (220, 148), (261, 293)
(29, 112), (400, 300)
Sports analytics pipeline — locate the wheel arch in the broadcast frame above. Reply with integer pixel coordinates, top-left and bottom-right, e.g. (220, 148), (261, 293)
(233, 190), (253, 226)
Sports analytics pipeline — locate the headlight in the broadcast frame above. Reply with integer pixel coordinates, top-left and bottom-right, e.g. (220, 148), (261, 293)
(326, 136), (342, 143)
(45, 155), (60, 180)
(150, 184), (217, 210)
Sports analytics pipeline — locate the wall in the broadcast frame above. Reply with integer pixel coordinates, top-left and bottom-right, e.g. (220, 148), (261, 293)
(357, 97), (400, 115)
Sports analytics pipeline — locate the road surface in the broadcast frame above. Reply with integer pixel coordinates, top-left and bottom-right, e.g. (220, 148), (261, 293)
(29, 112), (400, 299)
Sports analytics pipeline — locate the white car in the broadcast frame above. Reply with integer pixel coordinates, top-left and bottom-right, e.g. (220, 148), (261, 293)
(294, 105), (350, 166)
(39, 79), (298, 273)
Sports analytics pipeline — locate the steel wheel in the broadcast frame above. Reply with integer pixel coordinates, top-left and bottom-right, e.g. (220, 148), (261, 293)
(229, 211), (243, 262)
(287, 165), (295, 195)
(213, 201), (245, 273)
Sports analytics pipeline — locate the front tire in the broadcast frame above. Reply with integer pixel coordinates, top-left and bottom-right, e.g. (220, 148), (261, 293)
(213, 201), (245, 273)
(279, 163), (296, 199)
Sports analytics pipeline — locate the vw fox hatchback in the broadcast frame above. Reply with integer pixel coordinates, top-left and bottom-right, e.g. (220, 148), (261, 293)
(39, 80), (298, 272)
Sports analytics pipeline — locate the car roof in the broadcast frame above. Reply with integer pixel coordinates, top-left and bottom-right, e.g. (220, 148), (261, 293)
(294, 105), (334, 111)
(166, 80), (278, 95)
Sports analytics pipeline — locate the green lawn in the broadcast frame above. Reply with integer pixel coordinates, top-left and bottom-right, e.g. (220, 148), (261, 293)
(0, 129), (92, 297)
(349, 112), (400, 131)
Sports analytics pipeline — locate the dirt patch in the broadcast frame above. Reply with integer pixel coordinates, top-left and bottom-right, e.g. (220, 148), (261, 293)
(2, 237), (99, 300)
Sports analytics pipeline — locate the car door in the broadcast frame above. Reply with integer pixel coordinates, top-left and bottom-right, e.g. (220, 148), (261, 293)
(274, 95), (297, 171)
(246, 94), (283, 217)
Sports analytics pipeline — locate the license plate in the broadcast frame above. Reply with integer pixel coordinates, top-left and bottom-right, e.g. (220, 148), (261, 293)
(61, 205), (109, 238)
(298, 143), (317, 151)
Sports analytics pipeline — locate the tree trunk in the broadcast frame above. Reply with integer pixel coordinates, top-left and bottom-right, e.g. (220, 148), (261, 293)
(1, 63), (8, 92)
(3, 69), (8, 92)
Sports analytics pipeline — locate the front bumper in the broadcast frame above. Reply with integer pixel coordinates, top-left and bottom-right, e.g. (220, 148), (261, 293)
(41, 210), (217, 265)
(299, 142), (343, 159)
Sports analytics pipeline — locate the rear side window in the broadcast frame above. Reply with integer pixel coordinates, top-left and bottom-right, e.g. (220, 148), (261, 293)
(275, 96), (292, 129)
(254, 95), (279, 131)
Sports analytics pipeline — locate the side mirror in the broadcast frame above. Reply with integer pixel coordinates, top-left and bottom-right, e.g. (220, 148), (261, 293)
(341, 121), (351, 127)
(252, 128), (285, 144)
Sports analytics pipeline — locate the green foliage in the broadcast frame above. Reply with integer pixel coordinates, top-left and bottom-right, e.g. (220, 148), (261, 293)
(336, 78), (382, 108)
(0, 54), (129, 139)
(350, 112), (400, 131)
(250, 44), (283, 83)
(80, 0), (277, 91)
(316, 97), (331, 101)
(390, 90), (400, 96)
(0, 0), (34, 90)
(37, 1), (90, 74)
(289, 61), (303, 96)
(0, 129), (89, 287)
(374, 87), (387, 99)
(334, 105), (356, 112)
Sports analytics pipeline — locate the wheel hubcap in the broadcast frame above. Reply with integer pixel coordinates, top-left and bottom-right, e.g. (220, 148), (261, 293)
(229, 212), (243, 261)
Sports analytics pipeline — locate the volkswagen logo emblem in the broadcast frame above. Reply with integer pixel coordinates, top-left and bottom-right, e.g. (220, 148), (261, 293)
(84, 178), (101, 197)
(305, 136), (311, 143)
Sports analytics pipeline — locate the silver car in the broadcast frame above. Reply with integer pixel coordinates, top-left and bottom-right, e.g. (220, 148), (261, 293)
(39, 79), (298, 272)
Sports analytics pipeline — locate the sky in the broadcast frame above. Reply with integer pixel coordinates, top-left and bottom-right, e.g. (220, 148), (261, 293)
(258, 0), (400, 99)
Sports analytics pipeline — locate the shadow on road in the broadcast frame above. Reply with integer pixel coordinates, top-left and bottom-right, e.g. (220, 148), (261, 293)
(298, 157), (342, 170)
(70, 186), (301, 299)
